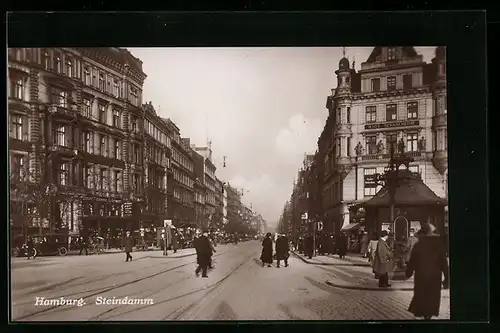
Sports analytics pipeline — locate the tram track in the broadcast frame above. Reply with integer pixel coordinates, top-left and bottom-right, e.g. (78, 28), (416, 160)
(13, 248), (234, 321)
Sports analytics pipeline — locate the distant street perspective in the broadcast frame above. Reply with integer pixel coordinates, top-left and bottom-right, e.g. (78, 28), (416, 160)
(11, 240), (449, 321)
(9, 45), (449, 321)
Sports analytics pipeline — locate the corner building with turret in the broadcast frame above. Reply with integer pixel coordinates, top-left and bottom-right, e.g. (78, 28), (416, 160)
(318, 47), (447, 237)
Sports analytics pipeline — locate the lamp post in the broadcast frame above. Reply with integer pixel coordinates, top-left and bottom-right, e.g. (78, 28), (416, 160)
(376, 138), (414, 278)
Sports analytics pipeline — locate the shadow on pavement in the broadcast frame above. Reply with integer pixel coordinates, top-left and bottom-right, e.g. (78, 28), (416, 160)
(212, 300), (238, 320)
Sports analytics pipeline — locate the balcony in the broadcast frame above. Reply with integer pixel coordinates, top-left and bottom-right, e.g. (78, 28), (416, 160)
(361, 151), (422, 162)
(48, 105), (78, 119)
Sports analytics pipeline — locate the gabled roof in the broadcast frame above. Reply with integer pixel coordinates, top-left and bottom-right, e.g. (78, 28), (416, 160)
(356, 172), (447, 208)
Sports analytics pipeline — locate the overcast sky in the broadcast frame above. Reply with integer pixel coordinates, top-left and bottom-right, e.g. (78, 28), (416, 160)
(128, 47), (436, 226)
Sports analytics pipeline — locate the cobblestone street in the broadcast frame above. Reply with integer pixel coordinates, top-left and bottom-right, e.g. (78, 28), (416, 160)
(11, 241), (450, 321)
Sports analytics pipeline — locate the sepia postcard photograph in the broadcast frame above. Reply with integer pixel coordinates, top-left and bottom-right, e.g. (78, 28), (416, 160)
(8, 44), (452, 322)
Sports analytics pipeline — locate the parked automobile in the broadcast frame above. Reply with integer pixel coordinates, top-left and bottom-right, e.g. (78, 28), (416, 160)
(13, 234), (69, 257)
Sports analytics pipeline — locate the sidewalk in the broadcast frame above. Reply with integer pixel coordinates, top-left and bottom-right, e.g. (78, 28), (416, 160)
(293, 250), (422, 291)
(292, 250), (372, 267)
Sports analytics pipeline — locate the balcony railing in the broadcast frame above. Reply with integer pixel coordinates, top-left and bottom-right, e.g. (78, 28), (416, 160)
(361, 151), (422, 161)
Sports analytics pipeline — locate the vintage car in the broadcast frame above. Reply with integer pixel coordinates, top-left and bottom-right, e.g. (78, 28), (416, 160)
(13, 234), (69, 257)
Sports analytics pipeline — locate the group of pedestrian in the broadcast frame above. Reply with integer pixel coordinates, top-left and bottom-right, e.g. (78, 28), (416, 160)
(260, 233), (290, 268)
(369, 223), (449, 320)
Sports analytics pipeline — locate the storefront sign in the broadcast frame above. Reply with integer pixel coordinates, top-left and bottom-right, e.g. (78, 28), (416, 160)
(365, 119), (419, 130)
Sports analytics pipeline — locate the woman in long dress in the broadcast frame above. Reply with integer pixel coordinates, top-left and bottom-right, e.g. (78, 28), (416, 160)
(261, 233), (273, 267)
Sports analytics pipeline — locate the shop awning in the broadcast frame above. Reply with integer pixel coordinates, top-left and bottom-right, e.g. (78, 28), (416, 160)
(341, 223), (360, 231)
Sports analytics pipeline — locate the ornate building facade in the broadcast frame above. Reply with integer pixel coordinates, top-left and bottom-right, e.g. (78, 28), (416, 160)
(319, 46), (447, 237)
(8, 47), (165, 240)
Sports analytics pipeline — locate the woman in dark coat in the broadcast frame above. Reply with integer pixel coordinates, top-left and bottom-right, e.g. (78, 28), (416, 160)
(337, 232), (348, 259)
(261, 233), (273, 267)
(405, 223), (449, 320)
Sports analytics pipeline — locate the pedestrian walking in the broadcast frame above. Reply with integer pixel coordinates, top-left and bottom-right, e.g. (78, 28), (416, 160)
(373, 230), (394, 287)
(337, 232), (348, 259)
(194, 230), (212, 278)
(208, 235), (216, 269)
(79, 236), (88, 256)
(304, 233), (314, 259)
(360, 232), (370, 258)
(367, 235), (379, 272)
(261, 232), (273, 267)
(123, 231), (134, 262)
(406, 223), (449, 320)
(276, 234), (290, 268)
(171, 229), (178, 254)
(404, 229), (419, 265)
(26, 236), (35, 259)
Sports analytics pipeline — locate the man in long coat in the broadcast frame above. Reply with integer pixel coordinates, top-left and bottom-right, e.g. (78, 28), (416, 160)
(406, 223), (449, 320)
(276, 234), (290, 268)
(360, 232), (370, 258)
(194, 230), (212, 278)
(337, 232), (348, 259)
(373, 230), (393, 287)
(123, 230), (135, 262)
(304, 233), (314, 259)
(171, 229), (178, 254)
(261, 233), (273, 267)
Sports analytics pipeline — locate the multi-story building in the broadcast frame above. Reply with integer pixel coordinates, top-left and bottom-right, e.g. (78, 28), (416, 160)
(163, 122), (195, 228)
(222, 181), (228, 226)
(224, 183), (243, 233)
(142, 102), (170, 231)
(192, 148), (206, 228)
(193, 146), (217, 228)
(214, 178), (224, 230)
(319, 46), (447, 237)
(8, 47), (153, 241)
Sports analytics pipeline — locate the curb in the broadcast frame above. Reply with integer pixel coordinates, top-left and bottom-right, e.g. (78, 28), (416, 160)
(325, 280), (414, 291)
(291, 251), (371, 267)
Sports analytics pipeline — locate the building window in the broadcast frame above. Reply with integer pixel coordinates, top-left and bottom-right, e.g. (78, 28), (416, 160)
(54, 55), (62, 73)
(386, 104), (397, 121)
(133, 174), (140, 192)
(11, 78), (25, 100)
(364, 168), (378, 197)
(409, 165), (419, 174)
(65, 59), (73, 77)
(42, 50), (50, 69)
(59, 163), (69, 186)
(99, 105), (106, 123)
(134, 144), (139, 164)
(407, 101), (418, 119)
(407, 133), (418, 152)
(113, 80), (120, 97)
(346, 107), (351, 124)
(130, 87), (138, 106)
(336, 138), (341, 157)
(107, 80), (111, 94)
(336, 107), (341, 123)
(114, 139), (121, 159)
(371, 78), (380, 92)
(114, 170), (121, 192)
(11, 154), (25, 181)
(52, 89), (68, 108)
(387, 76), (396, 91)
(113, 110), (120, 128)
(99, 168), (106, 190)
(403, 74), (413, 90)
(131, 116), (137, 132)
(387, 47), (396, 61)
(83, 98), (91, 118)
(347, 137), (351, 157)
(72, 163), (78, 186)
(84, 67), (91, 85)
(55, 124), (66, 146)
(83, 166), (91, 188)
(365, 106), (376, 123)
(99, 73), (105, 91)
(386, 133), (398, 154)
(99, 135), (106, 156)
(83, 132), (91, 153)
(366, 135), (377, 155)
(10, 115), (23, 140)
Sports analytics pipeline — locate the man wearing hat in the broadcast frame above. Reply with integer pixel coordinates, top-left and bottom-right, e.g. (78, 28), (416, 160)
(123, 230), (135, 262)
(373, 230), (394, 287)
(194, 229), (212, 278)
